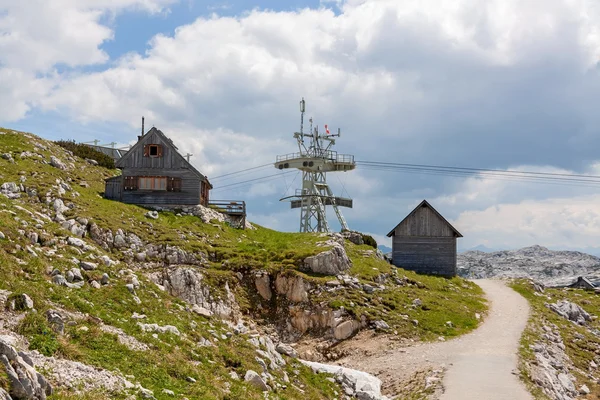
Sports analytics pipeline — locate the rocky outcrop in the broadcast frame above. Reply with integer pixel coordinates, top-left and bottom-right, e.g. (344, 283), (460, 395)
(148, 267), (239, 320)
(254, 272), (272, 301)
(244, 370), (270, 392)
(528, 324), (578, 400)
(300, 360), (389, 400)
(274, 274), (309, 303)
(547, 300), (591, 326)
(0, 338), (52, 400)
(333, 320), (360, 340)
(303, 240), (351, 276)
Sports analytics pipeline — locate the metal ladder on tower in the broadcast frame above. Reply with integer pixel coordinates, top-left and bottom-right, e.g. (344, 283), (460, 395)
(312, 185), (330, 232)
(324, 185), (349, 231)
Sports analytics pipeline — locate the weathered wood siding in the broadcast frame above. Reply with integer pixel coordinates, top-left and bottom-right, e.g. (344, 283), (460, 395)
(120, 168), (202, 205)
(104, 176), (122, 200)
(117, 130), (190, 170)
(394, 205), (456, 237)
(392, 236), (457, 276)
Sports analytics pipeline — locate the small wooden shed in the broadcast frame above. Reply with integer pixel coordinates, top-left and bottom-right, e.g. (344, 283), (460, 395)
(386, 200), (462, 277)
(104, 127), (212, 206)
(569, 276), (595, 290)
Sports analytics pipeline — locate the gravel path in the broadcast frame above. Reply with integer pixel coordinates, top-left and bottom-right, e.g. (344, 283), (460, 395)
(339, 279), (533, 399)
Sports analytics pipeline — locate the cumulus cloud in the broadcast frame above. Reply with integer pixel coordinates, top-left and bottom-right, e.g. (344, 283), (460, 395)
(0, 0), (176, 120)
(3, 0), (600, 248)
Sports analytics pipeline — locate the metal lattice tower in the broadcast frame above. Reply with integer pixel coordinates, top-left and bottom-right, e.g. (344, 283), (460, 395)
(275, 98), (356, 233)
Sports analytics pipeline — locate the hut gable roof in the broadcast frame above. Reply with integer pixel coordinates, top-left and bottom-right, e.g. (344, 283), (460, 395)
(386, 199), (463, 238)
(116, 127), (209, 183)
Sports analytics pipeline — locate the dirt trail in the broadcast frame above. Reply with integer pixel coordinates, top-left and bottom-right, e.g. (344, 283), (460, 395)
(338, 279), (533, 399)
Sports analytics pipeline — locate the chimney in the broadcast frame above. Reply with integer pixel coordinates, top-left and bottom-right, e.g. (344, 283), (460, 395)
(141, 116), (145, 136)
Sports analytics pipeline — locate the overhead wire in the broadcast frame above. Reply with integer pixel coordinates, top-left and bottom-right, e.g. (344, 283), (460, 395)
(209, 160), (600, 194)
(211, 171), (296, 193)
(210, 163), (272, 180)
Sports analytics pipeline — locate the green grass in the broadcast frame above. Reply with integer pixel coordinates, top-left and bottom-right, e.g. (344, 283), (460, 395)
(512, 281), (600, 399)
(318, 264), (486, 341)
(0, 363), (9, 392)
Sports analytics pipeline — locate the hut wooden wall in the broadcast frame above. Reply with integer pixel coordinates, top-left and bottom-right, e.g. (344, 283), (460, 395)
(120, 168), (202, 205)
(117, 130), (190, 170)
(392, 236), (456, 276)
(394, 205), (456, 237)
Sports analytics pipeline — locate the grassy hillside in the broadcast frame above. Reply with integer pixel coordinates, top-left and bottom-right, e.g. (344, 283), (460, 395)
(0, 127), (487, 399)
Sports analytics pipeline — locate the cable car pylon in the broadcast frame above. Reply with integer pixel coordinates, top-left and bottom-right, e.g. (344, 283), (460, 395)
(275, 98), (356, 233)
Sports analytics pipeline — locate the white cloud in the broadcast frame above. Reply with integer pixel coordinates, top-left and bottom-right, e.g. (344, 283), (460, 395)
(0, 0), (176, 120)
(4, 0), (600, 248)
(453, 195), (600, 249)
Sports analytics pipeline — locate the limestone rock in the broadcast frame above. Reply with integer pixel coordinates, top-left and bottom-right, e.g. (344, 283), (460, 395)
(274, 274), (308, 303)
(275, 343), (298, 358)
(254, 272), (272, 301)
(9, 294), (34, 311)
(191, 305), (212, 318)
(46, 310), (65, 335)
(244, 370), (270, 392)
(342, 231), (364, 245)
(137, 323), (181, 336)
(49, 156), (66, 170)
(0, 388), (11, 400)
(70, 268), (83, 282)
(372, 320), (390, 331)
(300, 360), (388, 400)
(52, 275), (84, 289)
(145, 211), (159, 220)
(0, 338), (53, 400)
(548, 300), (591, 325)
(334, 320), (360, 340)
(303, 243), (351, 276)
(149, 267), (238, 319)
(79, 261), (97, 271)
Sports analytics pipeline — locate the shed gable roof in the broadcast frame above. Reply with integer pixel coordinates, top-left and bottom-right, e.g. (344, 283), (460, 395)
(116, 127), (210, 184)
(386, 199), (463, 238)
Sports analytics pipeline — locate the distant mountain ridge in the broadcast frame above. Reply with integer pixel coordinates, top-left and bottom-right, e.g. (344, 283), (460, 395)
(457, 245), (600, 286)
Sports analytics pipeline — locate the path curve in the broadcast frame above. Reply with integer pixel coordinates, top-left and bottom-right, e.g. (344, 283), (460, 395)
(338, 279), (533, 399)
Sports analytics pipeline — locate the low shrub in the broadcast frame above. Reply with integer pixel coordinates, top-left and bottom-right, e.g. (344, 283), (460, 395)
(362, 234), (377, 249)
(55, 140), (115, 169)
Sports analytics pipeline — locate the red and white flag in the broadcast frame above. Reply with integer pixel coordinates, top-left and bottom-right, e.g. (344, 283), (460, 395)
(325, 124), (330, 134)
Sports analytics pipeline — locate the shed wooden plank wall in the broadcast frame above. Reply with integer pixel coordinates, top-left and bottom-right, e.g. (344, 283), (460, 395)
(104, 177), (122, 200)
(394, 205), (456, 237)
(120, 168), (203, 205)
(392, 236), (456, 276)
(118, 131), (190, 170)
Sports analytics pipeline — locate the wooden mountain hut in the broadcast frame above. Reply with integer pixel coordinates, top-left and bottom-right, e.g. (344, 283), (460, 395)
(104, 127), (212, 206)
(386, 200), (462, 277)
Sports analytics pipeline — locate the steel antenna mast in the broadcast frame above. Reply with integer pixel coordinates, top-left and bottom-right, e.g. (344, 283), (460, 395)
(275, 98), (355, 233)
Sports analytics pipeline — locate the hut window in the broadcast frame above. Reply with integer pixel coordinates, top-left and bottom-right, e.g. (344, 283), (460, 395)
(138, 177), (167, 191)
(123, 176), (137, 191)
(144, 144), (162, 157)
(167, 177), (182, 192)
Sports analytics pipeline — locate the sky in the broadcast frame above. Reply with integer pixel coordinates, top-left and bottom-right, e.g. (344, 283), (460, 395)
(3, 0), (600, 253)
